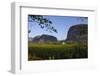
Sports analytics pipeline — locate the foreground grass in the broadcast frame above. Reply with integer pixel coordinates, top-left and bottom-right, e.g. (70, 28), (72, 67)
(28, 42), (88, 61)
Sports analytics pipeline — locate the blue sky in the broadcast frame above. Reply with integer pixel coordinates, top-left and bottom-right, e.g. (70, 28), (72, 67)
(28, 15), (88, 40)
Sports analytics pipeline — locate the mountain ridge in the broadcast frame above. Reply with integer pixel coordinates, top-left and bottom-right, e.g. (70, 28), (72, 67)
(28, 24), (88, 43)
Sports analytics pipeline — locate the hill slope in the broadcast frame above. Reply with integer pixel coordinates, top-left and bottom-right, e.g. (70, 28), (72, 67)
(66, 24), (88, 42)
(32, 34), (57, 43)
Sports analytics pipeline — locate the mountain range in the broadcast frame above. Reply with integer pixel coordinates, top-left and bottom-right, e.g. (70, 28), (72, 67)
(28, 24), (88, 43)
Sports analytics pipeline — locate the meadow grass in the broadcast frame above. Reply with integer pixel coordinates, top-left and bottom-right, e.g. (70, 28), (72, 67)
(28, 42), (88, 61)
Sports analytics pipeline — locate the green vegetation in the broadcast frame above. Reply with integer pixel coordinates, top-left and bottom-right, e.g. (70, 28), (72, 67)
(28, 15), (57, 33)
(28, 42), (88, 61)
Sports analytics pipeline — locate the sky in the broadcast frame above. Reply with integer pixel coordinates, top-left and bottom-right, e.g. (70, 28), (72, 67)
(28, 15), (88, 40)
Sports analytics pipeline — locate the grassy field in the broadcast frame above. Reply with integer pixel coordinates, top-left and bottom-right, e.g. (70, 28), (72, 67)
(28, 42), (88, 61)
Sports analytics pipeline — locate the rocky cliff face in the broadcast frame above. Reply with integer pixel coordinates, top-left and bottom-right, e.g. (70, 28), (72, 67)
(32, 34), (57, 42)
(66, 24), (88, 42)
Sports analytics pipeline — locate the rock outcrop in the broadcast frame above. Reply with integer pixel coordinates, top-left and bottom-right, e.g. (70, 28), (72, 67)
(66, 24), (88, 42)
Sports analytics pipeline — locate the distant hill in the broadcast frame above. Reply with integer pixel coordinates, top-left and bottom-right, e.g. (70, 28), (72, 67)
(32, 34), (57, 43)
(28, 24), (88, 43)
(28, 37), (33, 42)
(66, 24), (88, 42)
